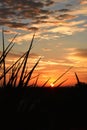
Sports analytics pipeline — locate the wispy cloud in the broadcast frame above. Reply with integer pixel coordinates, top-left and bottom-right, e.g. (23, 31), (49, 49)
(49, 25), (85, 35)
(65, 48), (87, 68)
(69, 6), (87, 16)
(0, 29), (17, 35)
(0, 0), (53, 28)
(0, 0), (87, 42)
(42, 48), (52, 52)
(12, 32), (40, 44)
(56, 14), (76, 20)
(80, 0), (87, 5)
(65, 48), (87, 58)
(72, 48), (87, 58)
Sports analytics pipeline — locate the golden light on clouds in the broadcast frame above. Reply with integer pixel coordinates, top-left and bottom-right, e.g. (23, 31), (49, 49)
(80, 0), (87, 5)
(0, 0), (87, 86)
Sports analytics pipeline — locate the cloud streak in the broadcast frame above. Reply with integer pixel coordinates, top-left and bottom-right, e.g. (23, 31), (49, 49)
(72, 48), (87, 58)
(0, 0), (87, 43)
(80, 0), (87, 5)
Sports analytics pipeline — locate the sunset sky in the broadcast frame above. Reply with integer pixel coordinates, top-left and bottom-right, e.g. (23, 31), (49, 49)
(0, 0), (87, 87)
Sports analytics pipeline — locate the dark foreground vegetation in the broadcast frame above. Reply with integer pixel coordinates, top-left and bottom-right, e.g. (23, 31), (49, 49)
(0, 85), (87, 130)
(0, 29), (87, 129)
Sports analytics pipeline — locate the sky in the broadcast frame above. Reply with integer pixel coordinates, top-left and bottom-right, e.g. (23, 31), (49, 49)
(0, 0), (87, 87)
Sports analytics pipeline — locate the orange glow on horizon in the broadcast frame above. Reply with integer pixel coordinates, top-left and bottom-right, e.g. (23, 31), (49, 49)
(0, 51), (87, 87)
(50, 83), (54, 87)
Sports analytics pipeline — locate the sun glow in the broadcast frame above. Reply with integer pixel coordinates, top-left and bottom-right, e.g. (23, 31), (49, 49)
(50, 83), (54, 87)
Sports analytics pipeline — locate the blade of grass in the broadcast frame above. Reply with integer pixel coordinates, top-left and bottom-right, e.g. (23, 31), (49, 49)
(19, 33), (35, 86)
(56, 79), (68, 88)
(13, 59), (26, 87)
(33, 73), (40, 87)
(0, 43), (15, 64)
(13, 62), (21, 87)
(0, 34), (18, 64)
(74, 72), (80, 85)
(7, 67), (16, 87)
(41, 78), (51, 88)
(0, 51), (27, 80)
(4, 33), (18, 54)
(2, 28), (6, 87)
(24, 57), (41, 87)
(23, 73), (40, 83)
(53, 66), (73, 84)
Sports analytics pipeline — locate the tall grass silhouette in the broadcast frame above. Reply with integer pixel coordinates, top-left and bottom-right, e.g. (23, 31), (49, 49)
(0, 29), (73, 88)
(1, 29), (86, 88)
(0, 29), (41, 88)
(0, 29), (87, 130)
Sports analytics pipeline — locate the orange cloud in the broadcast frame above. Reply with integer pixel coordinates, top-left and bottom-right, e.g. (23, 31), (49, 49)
(56, 14), (76, 20)
(80, 0), (87, 5)
(0, 48), (87, 87)
(13, 32), (40, 44)
(70, 6), (87, 15)
(42, 48), (52, 52)
(49, 26), (85, 35)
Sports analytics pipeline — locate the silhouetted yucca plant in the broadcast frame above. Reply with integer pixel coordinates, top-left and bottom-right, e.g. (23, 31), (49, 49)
(0, 29), (41, 88)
